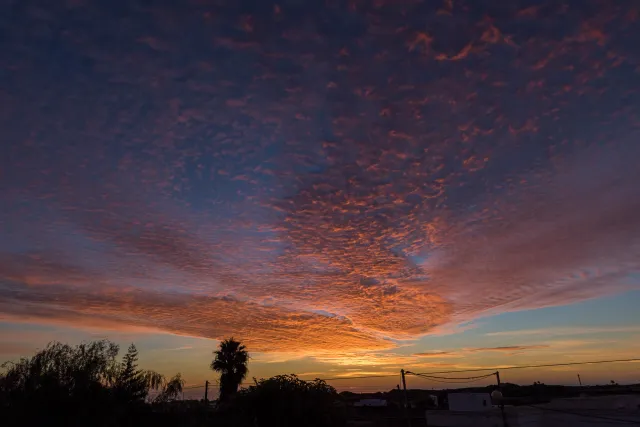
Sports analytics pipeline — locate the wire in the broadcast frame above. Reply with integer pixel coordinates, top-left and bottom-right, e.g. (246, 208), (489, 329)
(319, 374), (400, 381)
(413, 377), (489, 385)
(410, 378), (490, 384)
(522, 404), (640, 425)
(411, 378), (492, 384)
(407, 371), (496, 381)
(338, 385), (393, 389)
(182, 384), (206, 390)
(408, 372), (496, 384)
(200, 358), (640, 389)
(410, 357), (640, 376)
(182, 379), (218, 390)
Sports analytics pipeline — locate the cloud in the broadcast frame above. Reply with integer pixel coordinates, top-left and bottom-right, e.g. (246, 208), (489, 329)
(485, 326), (640, 338)
(464, 345), (550, 353)
(156, 346), (194, 352)
(0, 280), (393, 353)
(421, 141), (640, 321)
(1, 142), (638, 355)
(325, 371), (398, 378)
(0, 0), (639, 359)
(0, 252), (100, 287)
(295, 372), (328, 378)
(413, 346), (549, 360)
(413, 351), (456, 358)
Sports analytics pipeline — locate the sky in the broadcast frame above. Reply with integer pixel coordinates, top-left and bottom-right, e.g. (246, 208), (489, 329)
(1, 0), (640, 394)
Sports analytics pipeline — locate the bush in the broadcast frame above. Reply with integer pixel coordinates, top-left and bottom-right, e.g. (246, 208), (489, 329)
(224, 374), (346, 427)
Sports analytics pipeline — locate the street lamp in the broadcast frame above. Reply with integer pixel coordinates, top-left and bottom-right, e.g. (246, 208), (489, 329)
(492, 388), (507, 427)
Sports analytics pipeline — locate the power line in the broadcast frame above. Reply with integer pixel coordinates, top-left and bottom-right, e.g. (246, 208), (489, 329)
(182, 384), (206, 390)
(411, 377), (491, 385)
(301, 358), (640, 383)
(182, 379), (218, 390)
(407, 371), (496, 381)
(407, 372), (496, 385)
(319, 374), (400, 381)
(187, 358), (639, 392)
(410, 358), (640, 376)
(338, 385), (395, 389)
(522, 404), (640, 425)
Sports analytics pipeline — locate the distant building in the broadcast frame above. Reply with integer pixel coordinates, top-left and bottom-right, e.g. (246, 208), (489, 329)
(354, 398), (388, 407)
(427, 395), (640, 427)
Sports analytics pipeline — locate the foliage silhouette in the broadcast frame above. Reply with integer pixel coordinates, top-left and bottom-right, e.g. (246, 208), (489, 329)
(114, 343), (156, 403)
(3, 339), (349, 427)
(0, 340), (182, 427)
(154, 373), (185, 403)
(224, 374), (346, 427)
(210, 337), (249, 401)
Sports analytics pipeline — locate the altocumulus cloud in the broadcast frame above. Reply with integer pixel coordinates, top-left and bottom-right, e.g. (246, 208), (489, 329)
(0, 0), (639, 355)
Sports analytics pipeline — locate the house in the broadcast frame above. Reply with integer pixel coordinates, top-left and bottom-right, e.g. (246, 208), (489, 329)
(354, 399), (388, 407)
(447, 393), (492, 411)
(426, 395), (640, 427)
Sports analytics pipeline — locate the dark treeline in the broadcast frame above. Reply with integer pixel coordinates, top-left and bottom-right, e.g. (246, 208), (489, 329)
(0, 338), (346, 427)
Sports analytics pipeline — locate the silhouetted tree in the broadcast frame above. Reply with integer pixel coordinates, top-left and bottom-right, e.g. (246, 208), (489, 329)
(210, 338), (248, 401)
(0, 340), (181, 427)
(154, 373), (185, 403)
(1, 340), (120, 426)
(226, 374), (346, 427)
(114, 344), (148, 402)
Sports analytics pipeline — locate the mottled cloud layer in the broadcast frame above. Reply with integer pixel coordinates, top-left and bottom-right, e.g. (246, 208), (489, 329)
(0, 281), (393, 353)
(423, 143), (640, 322)
(1, 0), (639, 354)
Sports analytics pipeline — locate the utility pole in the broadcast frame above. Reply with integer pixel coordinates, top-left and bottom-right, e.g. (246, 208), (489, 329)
(401, 369), (411, 427)
(577, 374), (582, 386)
(204, 380), (209, 403)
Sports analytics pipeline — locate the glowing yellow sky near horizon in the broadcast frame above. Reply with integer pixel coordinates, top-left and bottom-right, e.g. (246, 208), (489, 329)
(3, 295), (640, 392)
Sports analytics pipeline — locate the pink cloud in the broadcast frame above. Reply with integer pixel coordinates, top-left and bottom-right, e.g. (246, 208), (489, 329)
(421, 142), (640, 321)
(413, 351), (455, 358)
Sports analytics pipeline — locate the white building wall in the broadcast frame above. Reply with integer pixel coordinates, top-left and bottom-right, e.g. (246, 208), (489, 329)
(447, 393), (492, 412)
(427, 396), (640, 427)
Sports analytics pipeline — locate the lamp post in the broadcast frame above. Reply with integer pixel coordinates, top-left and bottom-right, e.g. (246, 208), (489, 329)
(492, 375), (508, 427)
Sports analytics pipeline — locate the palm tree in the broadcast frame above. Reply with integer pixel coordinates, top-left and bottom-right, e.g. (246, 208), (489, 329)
(210, 338), (248, 401)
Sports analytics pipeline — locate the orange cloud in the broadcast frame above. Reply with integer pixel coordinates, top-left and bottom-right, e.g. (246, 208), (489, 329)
(464, 345), (550, 353)
(413, 351), (456, 358)
(0, 281), (393, 353)
(2, 141), (638, 355)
